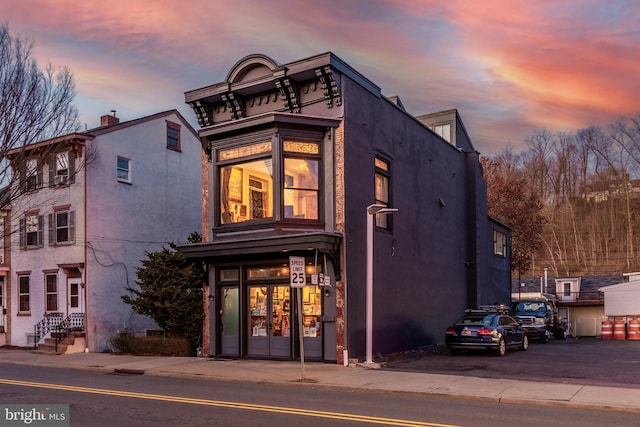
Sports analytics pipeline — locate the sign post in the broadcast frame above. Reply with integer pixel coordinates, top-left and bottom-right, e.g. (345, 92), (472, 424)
(289, 256), (306, 380)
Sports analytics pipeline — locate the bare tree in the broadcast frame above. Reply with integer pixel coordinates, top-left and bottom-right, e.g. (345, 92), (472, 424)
(0, 22), (79, 205)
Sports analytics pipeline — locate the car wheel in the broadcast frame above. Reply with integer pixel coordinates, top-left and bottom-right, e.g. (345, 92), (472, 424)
(520, 335), (529, 351)
(496, 338), (506, 357)
(556, 328), (566, 340)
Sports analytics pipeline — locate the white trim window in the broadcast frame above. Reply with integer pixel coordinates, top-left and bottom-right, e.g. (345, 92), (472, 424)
(18, 275), (30, 313)
(20, 213), (44, 249)
(25, 159), (39, 192)
(117, 156), (131, 183)
(493, 229), (507, 257)
(48, 210), (75, 245)
(45, 274), (58, 312)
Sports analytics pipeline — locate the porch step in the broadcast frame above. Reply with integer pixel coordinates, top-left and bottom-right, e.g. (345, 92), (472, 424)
(32, 332), (85, 355)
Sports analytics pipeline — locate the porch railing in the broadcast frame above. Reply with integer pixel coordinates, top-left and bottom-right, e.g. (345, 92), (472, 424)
(34, 313), (64, 346)
(34, 313), (85, 348)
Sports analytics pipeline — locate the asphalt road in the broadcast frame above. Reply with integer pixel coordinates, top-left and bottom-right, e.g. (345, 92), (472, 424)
(381, 337), (640, 388)
(2, 363), (640, 427)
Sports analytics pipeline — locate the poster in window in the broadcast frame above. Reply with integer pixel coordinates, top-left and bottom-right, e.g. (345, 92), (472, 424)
(229, 168), (243, 203)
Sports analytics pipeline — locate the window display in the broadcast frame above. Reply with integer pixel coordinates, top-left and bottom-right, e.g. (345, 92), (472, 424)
(302, 285), (321, 337)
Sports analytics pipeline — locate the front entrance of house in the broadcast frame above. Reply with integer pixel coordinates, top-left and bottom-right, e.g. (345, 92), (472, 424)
(67, 278), (83, 314)
(247, 285), (291, 358)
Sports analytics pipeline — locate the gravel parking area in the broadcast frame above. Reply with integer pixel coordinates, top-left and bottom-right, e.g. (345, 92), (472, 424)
(381, 337), (640, 388)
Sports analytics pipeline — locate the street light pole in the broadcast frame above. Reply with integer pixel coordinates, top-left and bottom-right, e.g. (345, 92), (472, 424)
(365, 203), (398, 365)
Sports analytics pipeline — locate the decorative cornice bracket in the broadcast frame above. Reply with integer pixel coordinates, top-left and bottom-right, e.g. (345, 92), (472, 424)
(275, 77), (301, 114)
(315, 66), (342, 108)
(221, 92), (246, 120)
(190, 100), (214, 128)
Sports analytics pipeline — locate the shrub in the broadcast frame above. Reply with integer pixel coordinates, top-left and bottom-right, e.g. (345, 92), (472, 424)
(109, 333), (190, 357)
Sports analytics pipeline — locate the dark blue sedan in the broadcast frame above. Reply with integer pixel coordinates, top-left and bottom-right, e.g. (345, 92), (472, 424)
(445, 309), (529, 356)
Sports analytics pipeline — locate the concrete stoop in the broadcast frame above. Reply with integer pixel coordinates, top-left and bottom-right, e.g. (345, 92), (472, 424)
(32, 332), (86, 355)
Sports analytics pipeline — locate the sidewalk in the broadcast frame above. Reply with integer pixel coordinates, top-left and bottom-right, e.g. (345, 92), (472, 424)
(1, 348), (639, 413)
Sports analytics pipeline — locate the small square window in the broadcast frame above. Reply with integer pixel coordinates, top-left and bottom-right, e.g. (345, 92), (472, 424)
(493, 229), (507, 257)
(117, 156), (131, 183)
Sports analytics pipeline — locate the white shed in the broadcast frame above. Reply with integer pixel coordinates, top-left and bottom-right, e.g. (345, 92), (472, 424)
(599, 280), (640, 316)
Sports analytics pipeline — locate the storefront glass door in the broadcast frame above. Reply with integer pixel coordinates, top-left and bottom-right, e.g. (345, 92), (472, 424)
(247, 285), (291, 357)
(221, 287), (239, 356)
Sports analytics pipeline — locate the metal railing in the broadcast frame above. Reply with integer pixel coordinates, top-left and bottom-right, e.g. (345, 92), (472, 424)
(34, 312), (85, 348)
(34, 312), (64, 346)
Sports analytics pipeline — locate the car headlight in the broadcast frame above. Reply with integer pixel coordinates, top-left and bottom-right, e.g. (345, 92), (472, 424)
(534, 318), (545, 325)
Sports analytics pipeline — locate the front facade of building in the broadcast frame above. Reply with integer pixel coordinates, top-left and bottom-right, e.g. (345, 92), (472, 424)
(4, 110), (202, 351)
(180, 53), (511, 363)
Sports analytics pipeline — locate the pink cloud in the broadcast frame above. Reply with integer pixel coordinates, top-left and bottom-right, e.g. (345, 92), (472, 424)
(4, 0), (640, 153)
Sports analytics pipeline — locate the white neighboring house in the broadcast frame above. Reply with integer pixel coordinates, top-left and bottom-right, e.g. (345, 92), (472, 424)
(5, 110), (202, 352)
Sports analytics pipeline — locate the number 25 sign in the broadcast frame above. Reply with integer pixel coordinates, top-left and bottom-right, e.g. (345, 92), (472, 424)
(289, 256), (306, 288)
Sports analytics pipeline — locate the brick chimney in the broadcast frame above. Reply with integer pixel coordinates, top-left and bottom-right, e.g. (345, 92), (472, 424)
(100, 110), (119, 127)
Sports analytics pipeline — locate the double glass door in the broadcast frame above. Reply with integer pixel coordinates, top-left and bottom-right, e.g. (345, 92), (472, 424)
(247, 285), (291, 357)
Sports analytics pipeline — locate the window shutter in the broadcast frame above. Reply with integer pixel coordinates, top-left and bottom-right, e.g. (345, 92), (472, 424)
(69, 211), (75, 243)
(37, 215), (44, 247)
(69, 151), (76, 184)
(48, 213), (54, 246)
(18, 164), (26, 193)
(49, 157), (55, 187)
(19, 218), (25, 249)
(37, 162), (44, 189)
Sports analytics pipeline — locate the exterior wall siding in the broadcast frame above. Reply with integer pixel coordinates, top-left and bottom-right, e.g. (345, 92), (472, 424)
(341, 77), (474, 356)
(7, 111), (202, 351)
(85, 113), (202, 351)
(183, 52), (511, 362)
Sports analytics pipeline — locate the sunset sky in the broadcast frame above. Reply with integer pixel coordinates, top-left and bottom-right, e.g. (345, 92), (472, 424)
(3, 0), (639, 154)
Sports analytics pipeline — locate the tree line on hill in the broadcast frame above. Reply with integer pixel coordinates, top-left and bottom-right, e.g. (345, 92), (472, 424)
(482, 116), (640, 279)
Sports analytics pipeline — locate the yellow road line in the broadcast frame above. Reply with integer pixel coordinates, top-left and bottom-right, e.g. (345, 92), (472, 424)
(0, 378), (460, 427)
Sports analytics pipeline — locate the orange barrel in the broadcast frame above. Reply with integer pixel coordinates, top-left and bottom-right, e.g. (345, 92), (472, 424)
(601, 320), (613, 340)
(628, 319), (640, 340)
(613, 320), (626, 340)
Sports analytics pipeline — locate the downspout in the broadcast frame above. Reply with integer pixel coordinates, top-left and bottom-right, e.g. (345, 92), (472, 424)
(83, 145), (89, 353)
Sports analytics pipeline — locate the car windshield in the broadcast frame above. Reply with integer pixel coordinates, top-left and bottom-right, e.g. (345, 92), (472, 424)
(511, 302), (546, 313)
(455, 315), (494, 327)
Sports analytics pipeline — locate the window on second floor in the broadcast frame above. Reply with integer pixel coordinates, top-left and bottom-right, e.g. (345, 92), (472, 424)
(117, 156), (131, 183)
(493, 229), (507, 257)
(167, 121), (181, 151)
(216, 132), (324, 227)
(19, 213), (44, 249)
(48, 209), (75, 245)
(374, 157), (391, 229)
(283, 141), (320, 220)
(219, 141), (273, 224)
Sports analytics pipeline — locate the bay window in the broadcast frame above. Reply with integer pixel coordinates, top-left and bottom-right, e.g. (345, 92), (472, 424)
(216, 132), (323, 227)
(283, 140), (320, 220)
(219, 141), (273, 224)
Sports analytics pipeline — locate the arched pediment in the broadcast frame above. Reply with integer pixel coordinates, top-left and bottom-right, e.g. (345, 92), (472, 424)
(226, 54), (280, 84)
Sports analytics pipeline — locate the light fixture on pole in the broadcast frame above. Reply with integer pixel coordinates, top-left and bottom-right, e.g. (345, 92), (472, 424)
(365, 203), (398, 366)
